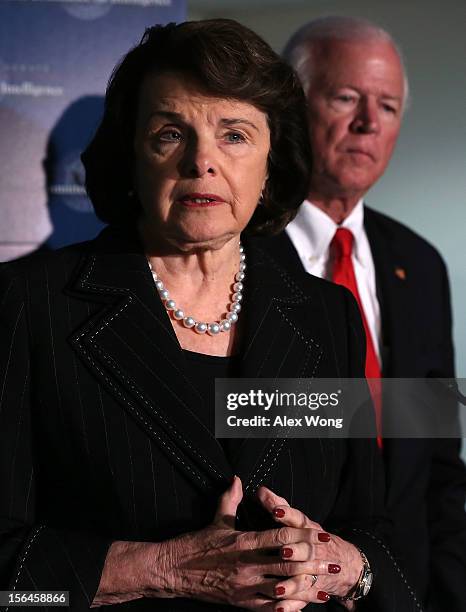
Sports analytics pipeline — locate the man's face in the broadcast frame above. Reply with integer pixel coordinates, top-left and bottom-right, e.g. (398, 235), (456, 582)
(306, 39), (404, 201)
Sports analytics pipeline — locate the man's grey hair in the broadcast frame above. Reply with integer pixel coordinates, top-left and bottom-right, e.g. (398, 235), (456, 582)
(282, 16), (410, 110)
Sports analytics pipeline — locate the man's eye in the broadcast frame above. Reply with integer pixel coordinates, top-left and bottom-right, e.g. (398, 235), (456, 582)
(382, 104), (397, 114)
(336, 95), (355, 103)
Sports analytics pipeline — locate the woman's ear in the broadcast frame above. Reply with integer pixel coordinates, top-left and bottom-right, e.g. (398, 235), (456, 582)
(262, 171), (269, 192)
(259, 172), (269, 203)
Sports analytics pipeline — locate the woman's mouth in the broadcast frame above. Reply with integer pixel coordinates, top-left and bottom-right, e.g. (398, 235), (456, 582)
(178, 193), (226, 207)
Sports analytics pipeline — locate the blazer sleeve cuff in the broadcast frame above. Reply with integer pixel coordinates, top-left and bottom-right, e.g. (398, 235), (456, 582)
(344, 527), (424, 612)
(7, 525), (113, 611)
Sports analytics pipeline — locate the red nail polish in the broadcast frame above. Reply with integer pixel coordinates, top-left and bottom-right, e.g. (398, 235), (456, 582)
(277, 608), (284, 612)
(318, 532), (331, 542)
(282, 547), (293, 558)
(273, 508), (285, 518)
(317, 591), (330, 602)
(275, 586), (286, 597)
(328, 563), (341, 574)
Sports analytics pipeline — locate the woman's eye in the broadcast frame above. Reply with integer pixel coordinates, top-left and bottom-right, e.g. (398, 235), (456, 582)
(159, 130), (183, 143)
(225, 132), (246, 143)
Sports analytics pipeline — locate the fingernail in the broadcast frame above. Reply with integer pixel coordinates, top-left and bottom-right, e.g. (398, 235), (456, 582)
(328, 563), (341, 574)
(282, 547), (293, 558)
(317, 591), (330, 602)
(318, 532), (331, 542)
(275, 586), (286, 597)
(277, 608), (284, 612)
(273, 508), (285, 518)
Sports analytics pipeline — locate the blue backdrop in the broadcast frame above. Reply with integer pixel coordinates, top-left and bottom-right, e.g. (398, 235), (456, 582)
(0, 0), (186, 260)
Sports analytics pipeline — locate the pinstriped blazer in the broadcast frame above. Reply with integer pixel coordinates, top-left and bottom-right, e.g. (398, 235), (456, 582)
(0, 227), (421, 611)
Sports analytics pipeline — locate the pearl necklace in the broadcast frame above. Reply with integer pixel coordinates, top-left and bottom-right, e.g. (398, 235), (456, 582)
(147, 244), (245, 336)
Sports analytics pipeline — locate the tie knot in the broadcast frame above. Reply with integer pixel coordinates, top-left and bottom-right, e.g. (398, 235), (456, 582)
(331, 227), (354, 258)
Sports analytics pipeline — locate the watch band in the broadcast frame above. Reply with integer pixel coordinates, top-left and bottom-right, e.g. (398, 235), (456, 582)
(338, 548), (373, 601)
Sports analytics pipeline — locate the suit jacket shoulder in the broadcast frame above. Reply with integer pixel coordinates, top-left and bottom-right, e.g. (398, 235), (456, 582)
(363, 205), (448, 273)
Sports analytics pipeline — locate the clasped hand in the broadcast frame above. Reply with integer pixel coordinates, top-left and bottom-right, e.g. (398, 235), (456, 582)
(147, 476), (362, 610)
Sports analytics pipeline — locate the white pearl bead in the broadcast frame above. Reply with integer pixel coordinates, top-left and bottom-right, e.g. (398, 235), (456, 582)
(150, 244), (244, 338)
(207, 323), (221, 335)
(229, 302), (241, 313)
(220, 319), (231, 332)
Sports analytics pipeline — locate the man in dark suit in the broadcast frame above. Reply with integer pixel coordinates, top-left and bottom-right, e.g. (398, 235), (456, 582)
(261, 16), (466, 611)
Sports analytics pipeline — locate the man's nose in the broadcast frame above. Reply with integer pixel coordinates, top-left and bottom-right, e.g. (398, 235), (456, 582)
(351, 98), (380, 134)
(180, 137), (217, 178)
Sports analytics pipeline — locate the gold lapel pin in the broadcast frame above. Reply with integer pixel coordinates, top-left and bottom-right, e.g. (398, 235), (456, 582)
(394, 267), (406, 280)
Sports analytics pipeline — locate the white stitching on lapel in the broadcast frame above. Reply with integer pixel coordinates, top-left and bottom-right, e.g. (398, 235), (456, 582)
(73, 304), (222, 487)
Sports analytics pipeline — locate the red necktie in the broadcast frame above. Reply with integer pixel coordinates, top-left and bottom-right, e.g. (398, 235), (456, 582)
(330, 228), (382, 447)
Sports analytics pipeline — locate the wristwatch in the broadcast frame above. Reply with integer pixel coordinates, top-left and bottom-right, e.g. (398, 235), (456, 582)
(339, 548), (373, 601)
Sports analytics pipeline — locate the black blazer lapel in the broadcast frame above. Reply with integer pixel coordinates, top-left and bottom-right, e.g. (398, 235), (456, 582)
(67, 230), (326, 505)
(241, 238), (324, 380)
(233, 239), (325, 495)
(364, 206), (412, 376)
(68, 227), (232, 494)
(254, 230), (304, 275)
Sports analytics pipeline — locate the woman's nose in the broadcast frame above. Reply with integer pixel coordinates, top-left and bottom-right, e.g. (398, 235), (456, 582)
(180, 137), (217, 177)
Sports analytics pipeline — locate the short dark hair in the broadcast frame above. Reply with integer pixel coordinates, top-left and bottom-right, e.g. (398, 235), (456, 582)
(82, 19), (311, 235)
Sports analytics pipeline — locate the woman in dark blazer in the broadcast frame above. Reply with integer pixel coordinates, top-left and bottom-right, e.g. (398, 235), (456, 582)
(0, 19), (421, 612)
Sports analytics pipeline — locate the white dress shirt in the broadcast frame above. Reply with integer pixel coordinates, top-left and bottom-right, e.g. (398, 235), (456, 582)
(286, 200), (381, 360)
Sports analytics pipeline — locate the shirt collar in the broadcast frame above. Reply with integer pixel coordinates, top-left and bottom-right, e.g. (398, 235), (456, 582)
(286, 198), (366, 265)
